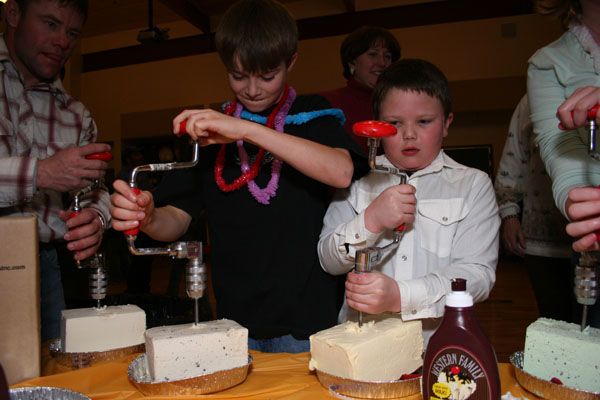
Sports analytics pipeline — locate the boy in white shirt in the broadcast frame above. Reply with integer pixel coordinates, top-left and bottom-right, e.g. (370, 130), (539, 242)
(318, 58), (499, 343)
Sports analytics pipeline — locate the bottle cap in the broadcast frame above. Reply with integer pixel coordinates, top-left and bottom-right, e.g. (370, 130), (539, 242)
(446, 278), (473, 307)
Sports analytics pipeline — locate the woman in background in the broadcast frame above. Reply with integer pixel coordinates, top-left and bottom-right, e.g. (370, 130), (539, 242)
(321, 26), (400, 155)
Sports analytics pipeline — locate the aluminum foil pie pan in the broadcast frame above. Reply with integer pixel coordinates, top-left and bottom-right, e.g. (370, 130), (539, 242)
(49, 339), (144, 369)
(315, 369), (421, 399)
(510, 351), (600, 400)
(9, 386), (90, 400)
(128, 353), (252, 396)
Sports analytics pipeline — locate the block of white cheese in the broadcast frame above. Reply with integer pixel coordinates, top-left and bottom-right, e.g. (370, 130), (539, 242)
(145, 319), (248, 382)
(309, 316), (423, 382)
(524, 317), (600, 393)
(61, 304), (146, 353)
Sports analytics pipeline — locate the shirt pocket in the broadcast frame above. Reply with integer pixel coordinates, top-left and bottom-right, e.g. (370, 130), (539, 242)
(417, 198), (465, 257)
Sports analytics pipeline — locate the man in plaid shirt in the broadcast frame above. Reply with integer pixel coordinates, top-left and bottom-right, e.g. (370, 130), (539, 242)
(0, 0), (111, 341)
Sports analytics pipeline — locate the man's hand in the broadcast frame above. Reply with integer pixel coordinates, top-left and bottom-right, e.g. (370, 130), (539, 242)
(60, 208), (104, 261)
(556, 86), (600, 130)
(345, 271), (401, 314)
(37, 143), (111, 192)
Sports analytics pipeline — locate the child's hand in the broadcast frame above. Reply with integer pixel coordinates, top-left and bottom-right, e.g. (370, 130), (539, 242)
(556, 86), (600, 130)
(173, 109), (254, 145)
(110, 179), (155, 233)
(345, 271), (401, 314)
(565, 186), (600, 252)
(364, 184), (416, 233)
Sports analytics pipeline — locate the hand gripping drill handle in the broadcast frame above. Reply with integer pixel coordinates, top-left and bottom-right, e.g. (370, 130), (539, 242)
(124, 120), (196, 240)
(583, 104), (600, 160)
(353, 120), (408, 232)
(123, 120), (206, 323)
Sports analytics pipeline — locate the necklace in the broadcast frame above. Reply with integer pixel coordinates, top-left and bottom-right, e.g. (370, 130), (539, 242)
(214, 86), (295, 204)
(239, 108), (346, 126)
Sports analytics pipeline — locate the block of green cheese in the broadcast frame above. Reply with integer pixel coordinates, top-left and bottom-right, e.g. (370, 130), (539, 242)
(524, 318), (600, 393)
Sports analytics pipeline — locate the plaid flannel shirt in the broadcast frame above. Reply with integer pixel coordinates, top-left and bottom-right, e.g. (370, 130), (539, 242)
(0, 35), (110, 242)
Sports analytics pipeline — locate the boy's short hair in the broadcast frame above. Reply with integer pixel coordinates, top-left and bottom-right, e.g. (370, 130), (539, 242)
(341, 26), (401, 80)
(14, 0), (89, 20)
(372, 58), (452, 119)
(215, 0), (298, 74)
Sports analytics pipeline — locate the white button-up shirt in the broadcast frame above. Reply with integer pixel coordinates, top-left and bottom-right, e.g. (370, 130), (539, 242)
(318, 151), (499, 341)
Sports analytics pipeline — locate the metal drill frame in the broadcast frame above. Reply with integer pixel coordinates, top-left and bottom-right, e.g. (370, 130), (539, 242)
(354, 137), (408, 274)
(70, 173), (110, 308)
(576, 107), (600, 331)
(355, 136), (408, 326)
(125, 140), (207, 323)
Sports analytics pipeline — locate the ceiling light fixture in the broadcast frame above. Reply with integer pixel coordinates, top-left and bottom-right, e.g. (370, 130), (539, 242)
(137, 0), (169, 44)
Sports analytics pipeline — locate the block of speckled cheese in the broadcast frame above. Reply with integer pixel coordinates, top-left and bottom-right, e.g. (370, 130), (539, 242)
(145, 319), (248, 382)
(61, 304), (146, 353)
(523, 317), (600, 393)
(308, 316), (423, 382)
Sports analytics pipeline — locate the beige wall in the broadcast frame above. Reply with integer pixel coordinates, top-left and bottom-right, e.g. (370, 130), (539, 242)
(79, 14), (564, 173)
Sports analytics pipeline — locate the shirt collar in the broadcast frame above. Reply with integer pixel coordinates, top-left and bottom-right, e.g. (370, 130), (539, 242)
(375, 150), (467, 178)
(569, 22), (600, 74)
(0, 34), (69, 102)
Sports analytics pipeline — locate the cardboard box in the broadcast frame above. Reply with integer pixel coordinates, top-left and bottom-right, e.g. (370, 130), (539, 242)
(0, 215), (40, 384)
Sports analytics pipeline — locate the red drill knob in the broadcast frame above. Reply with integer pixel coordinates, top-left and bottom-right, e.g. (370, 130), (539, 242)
(395, 224), (407, 232)
(68, 210), (80, 219)
(588, 105), (600, 121)
(352, 120), (397, 138)
(123, 187), (142, 236)
(176, 119), (188, 137)
(85, 152), (113, 161)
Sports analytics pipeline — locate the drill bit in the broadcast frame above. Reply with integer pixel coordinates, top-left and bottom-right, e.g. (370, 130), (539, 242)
(185, 251), (206, 326)
(574, 252), (599, 332)
(355, 248), (382, 327)
(355, 250), (370, 328)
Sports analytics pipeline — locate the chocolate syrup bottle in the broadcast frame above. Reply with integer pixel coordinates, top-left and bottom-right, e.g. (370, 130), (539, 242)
(422, 278), (500, 400)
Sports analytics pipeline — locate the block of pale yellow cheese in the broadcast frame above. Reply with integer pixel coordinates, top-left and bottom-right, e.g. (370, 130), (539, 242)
(524, 317), (600, 393)
(145, 319), (248, 382)
(309, 316), (423, 382)
(61, 304), (146, 353)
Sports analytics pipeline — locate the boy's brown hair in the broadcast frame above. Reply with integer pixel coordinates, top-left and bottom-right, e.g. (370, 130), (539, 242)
(372, 58), (453, 120)
(215, 0), (298, 74)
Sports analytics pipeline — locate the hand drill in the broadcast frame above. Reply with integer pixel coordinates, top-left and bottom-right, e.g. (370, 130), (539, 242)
(123, 121), (207, 325)
(352, 121), (408, 327)
(68, 151), (112, 309)
(576, 105), (600, 331)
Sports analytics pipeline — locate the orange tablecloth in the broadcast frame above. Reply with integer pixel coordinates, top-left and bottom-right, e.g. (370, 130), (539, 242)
(11, 351), (541, 399)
